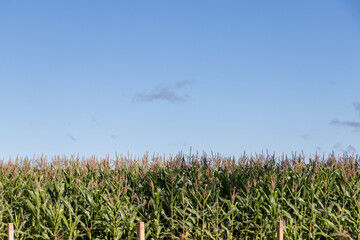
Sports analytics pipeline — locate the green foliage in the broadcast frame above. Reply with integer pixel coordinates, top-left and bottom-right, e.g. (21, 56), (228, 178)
(0, 153), (360, 239)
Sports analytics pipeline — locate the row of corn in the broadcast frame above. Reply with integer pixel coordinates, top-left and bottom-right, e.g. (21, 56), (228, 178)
(0, 152), (360, 239)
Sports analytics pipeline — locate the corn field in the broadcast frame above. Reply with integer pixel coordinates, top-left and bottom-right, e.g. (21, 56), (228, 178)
(1, 152), (360, 239)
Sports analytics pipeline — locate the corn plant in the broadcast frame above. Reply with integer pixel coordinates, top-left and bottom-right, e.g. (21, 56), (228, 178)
(0, 153), (360, 239)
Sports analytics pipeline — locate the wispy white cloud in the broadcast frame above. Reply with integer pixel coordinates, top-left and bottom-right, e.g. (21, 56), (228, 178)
(346, 145), (357, 153)
(330, 103), (360, 129)
(301, 134), (311, 140)
(134, 80), (194, 103)
(330, 120), (360, 129)
(66, 134), (77, 141)
(333, 142), (342, 149)
(340, 145), (357, 154)
(174, 80), (194, 88)
(354, 102), (360, 116)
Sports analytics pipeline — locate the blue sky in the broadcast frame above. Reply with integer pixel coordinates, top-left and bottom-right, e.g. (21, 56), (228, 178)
(1, 0), (360, 159)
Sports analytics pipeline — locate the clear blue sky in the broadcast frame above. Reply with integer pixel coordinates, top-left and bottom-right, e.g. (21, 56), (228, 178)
(1, 0), (360, 159)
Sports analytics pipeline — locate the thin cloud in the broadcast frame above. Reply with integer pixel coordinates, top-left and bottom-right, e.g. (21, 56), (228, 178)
(135, 88), (186, 103)
(175, 79), (195, 88)
(331, 143), (357, 154)
(330, 120), (360, 129)
(134, 80), (194, 103)
(330, 103), (360, 129)
(342, 145), (357, 154)
(67, 134), (77, 141)
(333, 142), (342, 149)
(347, 145), (357, 153)
(301, 134), (311, 140)
(354, 102), (360, 116)
(91, 116), (99, 125)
